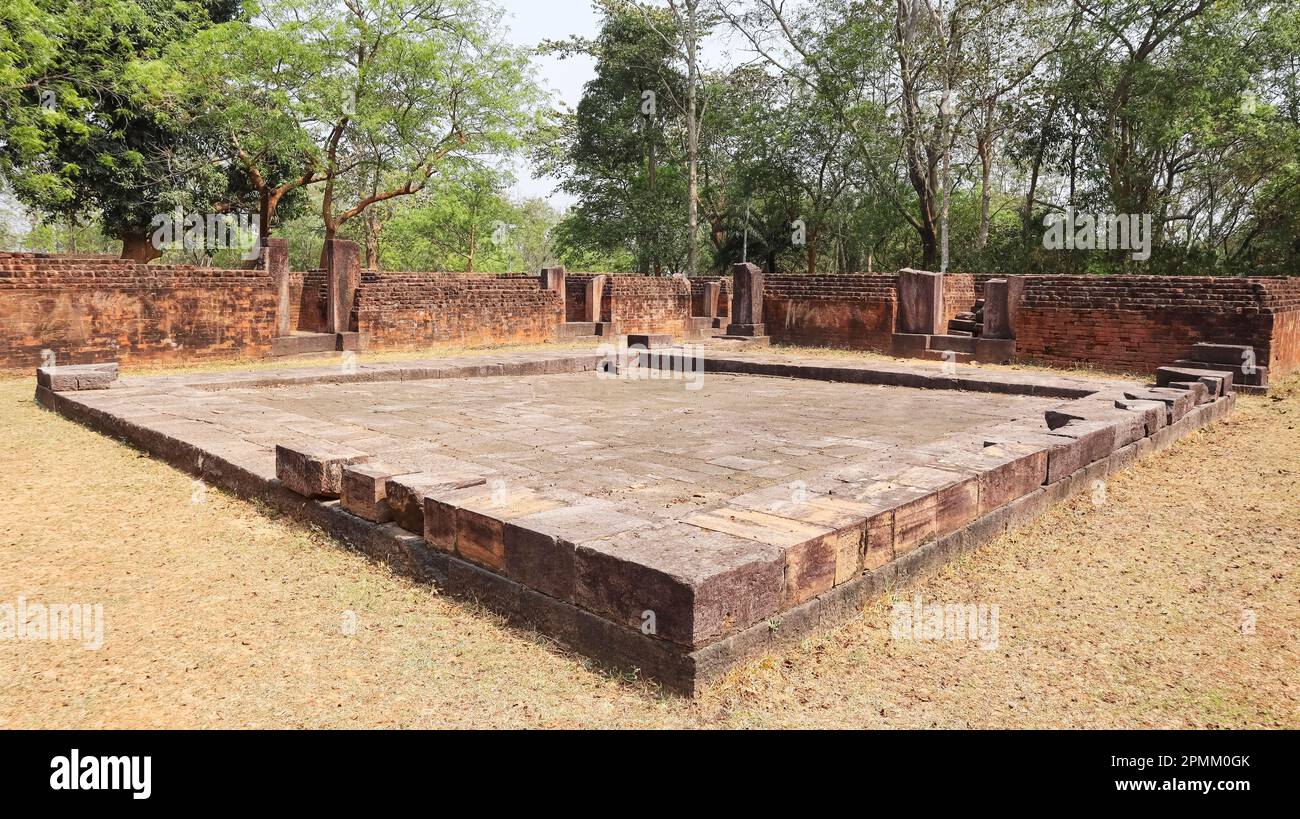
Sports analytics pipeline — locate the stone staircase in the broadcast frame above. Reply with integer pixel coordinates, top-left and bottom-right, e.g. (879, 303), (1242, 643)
(556, 321), (615, 340)
(892, 332), (1016, 364)
(947, 297), (985, 337)
(1172, 342), (1268, 394)
(889, 276), (1017, 364)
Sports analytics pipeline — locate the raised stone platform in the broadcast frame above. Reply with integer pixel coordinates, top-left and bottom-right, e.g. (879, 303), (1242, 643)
(35, 347), (1233, 694)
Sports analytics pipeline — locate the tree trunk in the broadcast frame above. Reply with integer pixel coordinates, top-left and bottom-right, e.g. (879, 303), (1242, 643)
(976, 130), (993, 250)
(319, 223), (336, 269)
(685, 1), (699, 277)
(120, 230), (162, 263)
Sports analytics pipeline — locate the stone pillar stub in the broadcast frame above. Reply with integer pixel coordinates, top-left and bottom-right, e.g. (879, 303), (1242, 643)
(1005, 275), (1026, 340)
(541, 266), (566, 303)
(584, 275), (606, 323)
(725, 263), (765, 336)
(982, 278), (1012, 339)
(266, 237), (291, 337)
(897, 268), (944, 335)
(701, 281), (721, 319)
(325, 239), (361, 334)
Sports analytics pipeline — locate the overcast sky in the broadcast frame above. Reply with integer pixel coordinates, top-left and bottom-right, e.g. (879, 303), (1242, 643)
(498, 0), (600, 210)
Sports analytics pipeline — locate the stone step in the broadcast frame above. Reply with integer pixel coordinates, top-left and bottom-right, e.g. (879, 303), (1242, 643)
(1156, 365), (1233, 395)
(928, 334), (976, 354)
(890, 333), (1016, 364)
(948, 318), (981, 334)
(557, 321), (615, 339)
(920, 348), (975, 364)
(1172, 358), (1267, 387)
(271, 333), (340, 357)
(1189, 342), (1255, 367)
(686, 316), (726, 340)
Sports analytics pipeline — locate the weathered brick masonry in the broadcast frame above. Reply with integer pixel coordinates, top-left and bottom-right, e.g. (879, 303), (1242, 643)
(5, 249), (1297, 378)
(942, 273), (978, 324)
(296, 269), (328, 333)
(564, 273), (694, 334)
(353, 271), (562, 349)
(689, 276), (731, 318)
(0, 252), (277, 368)
(1012, 276), (1300, 376)
(762, 274), (899, 351)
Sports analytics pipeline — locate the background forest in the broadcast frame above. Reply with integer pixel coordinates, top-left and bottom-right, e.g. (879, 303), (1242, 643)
(1, 0), (1296, 276)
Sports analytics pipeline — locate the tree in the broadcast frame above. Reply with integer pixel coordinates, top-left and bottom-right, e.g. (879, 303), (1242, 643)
(197, 0), (542, 266)
(0, 0), (244, 260)
(541, 0), (692, 272)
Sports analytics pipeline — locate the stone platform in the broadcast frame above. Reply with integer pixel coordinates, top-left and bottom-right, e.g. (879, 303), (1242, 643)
(35, 347), (1234, 694)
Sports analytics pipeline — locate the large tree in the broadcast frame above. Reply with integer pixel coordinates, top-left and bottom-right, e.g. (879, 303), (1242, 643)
(0, 0), (244, 260)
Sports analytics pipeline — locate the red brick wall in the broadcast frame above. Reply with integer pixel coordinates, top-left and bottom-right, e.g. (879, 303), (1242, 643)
(688, 276), (731, 318)
(563, 273), (599, 322)
(353, 271), (561, 349)
(606, 275), (692, 335)
(296, 269), (328, 332)
(763, 274), (899, 351)
(0, 252), (277, 368)
(1258, 278), (1300, 375)
(1012, 276), (1300, 376)
(942, 274), (977, 327)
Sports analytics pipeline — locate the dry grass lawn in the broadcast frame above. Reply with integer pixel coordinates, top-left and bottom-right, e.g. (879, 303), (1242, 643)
(1, 344), (1296, 728)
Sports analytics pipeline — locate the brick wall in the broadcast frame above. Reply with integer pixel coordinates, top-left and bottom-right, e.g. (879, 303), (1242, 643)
(564, 273), (598, 322)
(762, 274), (899, 351)
(296, 269), (328, 332)
(942, 274), (977, 327)
(0, 252), (277, 368)
(606, 275), (692, 334)
(1256, 278), (1300, 375)
(1012, 275), (1300, 376)
(688, 276), (731, 318)
(353, 271), (562, 349)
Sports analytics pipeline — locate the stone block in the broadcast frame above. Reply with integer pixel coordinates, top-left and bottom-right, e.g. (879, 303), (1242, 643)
(1114, 399), (1167, 435)
(1043, 420), (1117, 482)
(35, 363), (119, 392)
(1005, 275), (1026, 339)
(896, 268), (944, 335)
(341, 462), (401, 523)
(682, 506), (837, 606)
(1156, 365), (1232, 395)
(388, 471), (485, 534)
(455, 488), (567, 572)
(503, 501), (653, 601)
(728, 262), (765, 326)
(982, 278), (1012, 339)
(1188, 342), (1253, 367)
(265, 237), (292, 337)
(584, 275), (606, 323)
(275, 442), (370, 498)
(575, 523), (785, 647)
(540, 265), (566, 306)
(1123, 388), (1194, 424)
(324, 239), (360, 334)
(626, 333), (673, 350)
(701, 281), (721, 318)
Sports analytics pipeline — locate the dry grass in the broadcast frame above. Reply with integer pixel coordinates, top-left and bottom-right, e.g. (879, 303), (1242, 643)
(1, 345), (1296, 728)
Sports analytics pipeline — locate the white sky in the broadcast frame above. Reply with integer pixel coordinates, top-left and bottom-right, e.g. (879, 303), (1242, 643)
(498, 0), (600, 210)
(499, 0), (750, 211)
(0, 1), (740, 228)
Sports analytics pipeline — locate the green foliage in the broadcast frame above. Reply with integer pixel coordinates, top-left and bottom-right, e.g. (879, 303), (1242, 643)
(0, 0), (243, 254)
